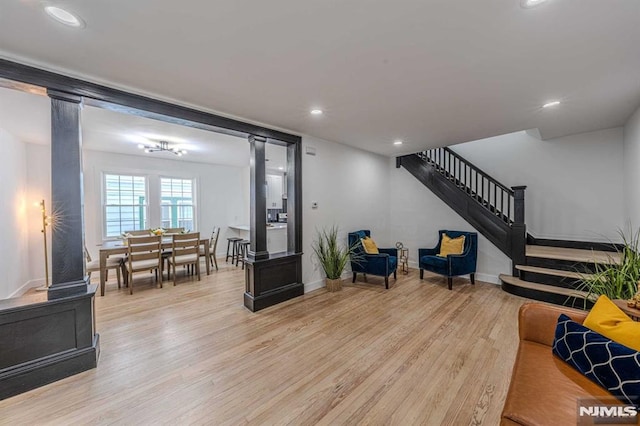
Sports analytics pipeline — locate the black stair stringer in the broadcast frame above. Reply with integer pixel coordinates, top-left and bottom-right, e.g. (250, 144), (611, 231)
(399, 154), (514, 259)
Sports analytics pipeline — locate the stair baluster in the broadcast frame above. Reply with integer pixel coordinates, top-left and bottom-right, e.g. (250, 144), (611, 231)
(397, 147), (527, 275)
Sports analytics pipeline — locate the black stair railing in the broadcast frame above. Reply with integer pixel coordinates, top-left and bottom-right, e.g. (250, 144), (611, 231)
(410, 147), (527, 274)
(417, 147), (521, 226)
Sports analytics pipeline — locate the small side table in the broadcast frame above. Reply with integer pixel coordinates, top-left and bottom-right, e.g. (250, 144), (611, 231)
(613, 299), (640, 321)
(398, 248), (409, 274)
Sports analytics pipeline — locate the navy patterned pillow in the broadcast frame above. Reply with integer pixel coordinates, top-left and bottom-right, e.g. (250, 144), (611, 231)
(552, 314), (640, 406)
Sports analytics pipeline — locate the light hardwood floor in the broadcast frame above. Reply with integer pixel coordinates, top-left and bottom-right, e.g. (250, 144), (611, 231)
(0, 263), (530, 425)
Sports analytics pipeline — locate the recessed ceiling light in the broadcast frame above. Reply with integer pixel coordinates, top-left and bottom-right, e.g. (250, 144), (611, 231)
(394, 140), (403, 145)
(520, 0), (548, 8)
(542, 100), (561, 108)
(44, 6), (85, 28)
(310, 109), (323, 116)
(278, 166), (284, 170)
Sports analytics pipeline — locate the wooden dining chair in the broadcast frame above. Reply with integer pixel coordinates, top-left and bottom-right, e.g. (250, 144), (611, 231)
(167, 232), (201, 286)
(125, 235), (163, 294)
(199, 227), (220, 271)
(84, 246), (125, 288)
(164, 227), (185, 235)
(124, 229), (151, 236)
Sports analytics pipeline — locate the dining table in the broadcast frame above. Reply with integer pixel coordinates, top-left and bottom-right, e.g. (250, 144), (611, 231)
(98, 236), (211, 296)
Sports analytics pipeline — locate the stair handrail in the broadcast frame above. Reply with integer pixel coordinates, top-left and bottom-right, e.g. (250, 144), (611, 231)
(417, 147), (521, 225)
(419, 148), (514, 195)
(400, 147), (527, 275)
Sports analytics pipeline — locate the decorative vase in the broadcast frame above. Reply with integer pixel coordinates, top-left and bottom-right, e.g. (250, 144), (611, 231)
(326, 278), (342, 292)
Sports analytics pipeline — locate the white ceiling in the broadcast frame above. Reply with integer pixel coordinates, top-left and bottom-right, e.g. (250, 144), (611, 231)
(0, 0), (639, 156)
(81, 104), (252, 168)
(0, 86), (290, 169)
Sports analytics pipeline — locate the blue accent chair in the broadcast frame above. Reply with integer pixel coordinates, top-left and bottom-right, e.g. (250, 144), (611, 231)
(418, 230), (478, 290)
(348, 230), (397, 289)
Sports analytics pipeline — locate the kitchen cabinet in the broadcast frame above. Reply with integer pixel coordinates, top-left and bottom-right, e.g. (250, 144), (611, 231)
(267, 225), (288, 253)
(266, 174), (283, 209)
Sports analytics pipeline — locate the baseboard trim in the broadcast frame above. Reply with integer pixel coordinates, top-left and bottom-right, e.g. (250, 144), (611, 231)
(304, 279), (325, 293)
(304, 271), (352, 293)
(8, 278), (47, 299)
(306, 268), (501, 291)
(474, 273), (500, 285)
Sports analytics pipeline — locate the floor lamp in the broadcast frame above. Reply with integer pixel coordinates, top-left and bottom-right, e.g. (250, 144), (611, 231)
(36, 199), (50, 291)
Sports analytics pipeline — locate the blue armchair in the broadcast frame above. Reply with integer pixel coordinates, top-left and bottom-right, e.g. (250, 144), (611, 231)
(418, 230), (477, 290)
(348, 230), (397, 289)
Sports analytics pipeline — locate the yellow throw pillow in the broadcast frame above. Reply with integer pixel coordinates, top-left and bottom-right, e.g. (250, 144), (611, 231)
(438, 234), (465, 257)
(361, 237), (379, 254)
(583, 295), (640, 351)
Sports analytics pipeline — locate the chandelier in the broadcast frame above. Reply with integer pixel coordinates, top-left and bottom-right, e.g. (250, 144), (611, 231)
(137, 141), (187, 157)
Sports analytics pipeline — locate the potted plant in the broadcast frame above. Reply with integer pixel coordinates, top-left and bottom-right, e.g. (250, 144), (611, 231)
(576, 229), (640, 307)
(312, 226), (360, 292)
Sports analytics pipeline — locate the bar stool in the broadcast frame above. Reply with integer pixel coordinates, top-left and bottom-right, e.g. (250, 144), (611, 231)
(226, 237), (243, 263)
(236, 240), (250, 269)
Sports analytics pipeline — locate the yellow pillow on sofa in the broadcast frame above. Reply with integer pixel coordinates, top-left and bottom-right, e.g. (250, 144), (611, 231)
(583, 295), (640, 351)
(361, 237), (379, 254)
(438, 234), (465, 257)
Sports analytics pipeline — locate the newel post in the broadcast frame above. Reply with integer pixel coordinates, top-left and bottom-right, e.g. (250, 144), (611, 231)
(511, 186), (527, 276)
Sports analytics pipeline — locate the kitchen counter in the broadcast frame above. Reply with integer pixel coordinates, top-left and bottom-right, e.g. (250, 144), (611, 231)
(228, 224), (288, 253)
(229, 224), (287, 231)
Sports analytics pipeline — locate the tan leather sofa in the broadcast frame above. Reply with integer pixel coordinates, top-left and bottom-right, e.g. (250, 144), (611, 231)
(501, 303), (622, 425)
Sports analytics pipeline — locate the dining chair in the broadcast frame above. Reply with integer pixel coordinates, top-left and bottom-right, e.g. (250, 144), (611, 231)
(125, 235), (163, 294)
(164, 227), (185, 235)
(84, 246), (125, 288)
(124, 229), (151, 236)
(167, 232), (201, 286)
(199, 227), (220, 271)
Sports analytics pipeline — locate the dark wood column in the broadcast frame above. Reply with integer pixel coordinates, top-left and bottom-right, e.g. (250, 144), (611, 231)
(244, 137), (304, 312)
(511, 185), (527, 275)
(0, 89), (98, 401)
(287, 140), (302, 253)
(248, 135), (269, 261)
(47, 90), (89, 299)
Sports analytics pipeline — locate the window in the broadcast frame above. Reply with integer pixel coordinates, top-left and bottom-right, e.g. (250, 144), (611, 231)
(103, 174), (147, 237)
(160, 177), (195, 231)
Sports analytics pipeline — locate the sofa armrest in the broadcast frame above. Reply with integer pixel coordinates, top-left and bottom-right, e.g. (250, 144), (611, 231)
(518, 302), (588, 347)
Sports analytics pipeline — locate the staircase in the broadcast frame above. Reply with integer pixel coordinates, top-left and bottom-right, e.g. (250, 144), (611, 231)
(397, 147), (620, 308)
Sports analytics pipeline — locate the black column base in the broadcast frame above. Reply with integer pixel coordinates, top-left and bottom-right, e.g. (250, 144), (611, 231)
(47, 277), (90, 300)
(0, 284), (99, 400)
(244, 253), (303, 312)
(247, 250), (270, 261)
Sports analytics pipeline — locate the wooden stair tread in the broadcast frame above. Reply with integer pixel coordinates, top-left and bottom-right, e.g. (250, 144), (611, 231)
(500, 274), (589, 298)
(515, 265), (594, 280)
(526, 245), (621, 265)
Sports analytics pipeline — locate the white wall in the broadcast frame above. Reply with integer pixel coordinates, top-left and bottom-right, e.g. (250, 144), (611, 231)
(624, 105), (640, 227)
(452, 128), (625, 242)
(302, 136), (391, 291)
(389, 164), (511, 284)
(25, 143), (51, 290)
(82, 150), (249, 259)
(0, 128), (31, 298)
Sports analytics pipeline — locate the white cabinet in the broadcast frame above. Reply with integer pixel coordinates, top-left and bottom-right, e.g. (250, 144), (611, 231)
(266, 174), (283, 209)
(267, 227), (288, 253)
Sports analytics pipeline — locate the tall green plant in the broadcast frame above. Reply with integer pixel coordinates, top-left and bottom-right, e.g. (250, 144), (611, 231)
(576, 229), (640, 306)
(312, 226), (361, 280)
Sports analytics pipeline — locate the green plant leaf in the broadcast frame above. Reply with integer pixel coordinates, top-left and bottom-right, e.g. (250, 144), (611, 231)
(311, 226), (362, 280)
(574, 228), (640, 307)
